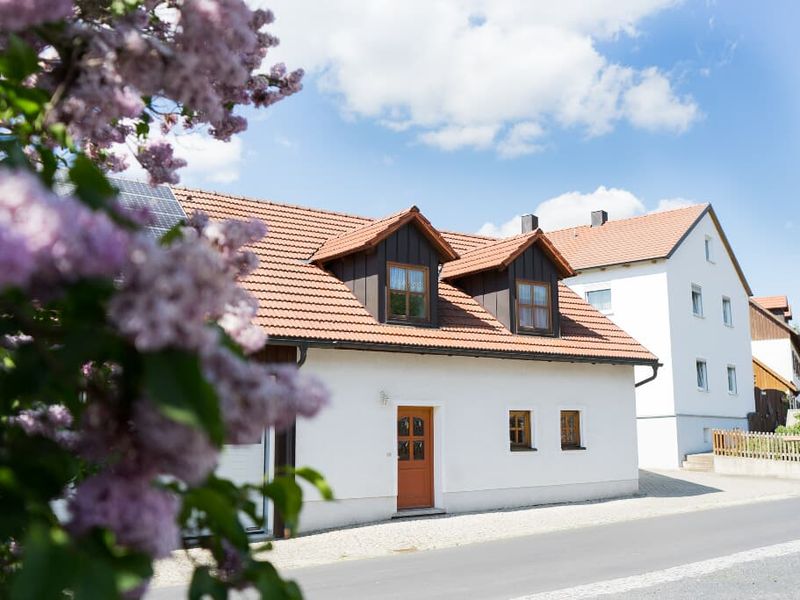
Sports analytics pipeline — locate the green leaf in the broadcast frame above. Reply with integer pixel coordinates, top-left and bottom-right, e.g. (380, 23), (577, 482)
(263, 477), (303, 534)
(158, 221), (186, 246)
(183, 486), (249, 549)
(69, 154), (116, 210)
(10, 525), (75, 599)
(0, 35), (39, 82)
(135, 120), (150, 138)
(292, 467), (334, 501)
(247, 561), (303, 600)
(189, 566), (228, 600)
(142, 349), (224, 445)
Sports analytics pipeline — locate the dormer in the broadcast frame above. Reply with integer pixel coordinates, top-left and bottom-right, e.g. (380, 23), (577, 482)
(441, 221), (574, 336)
(310, 206), (459, 326)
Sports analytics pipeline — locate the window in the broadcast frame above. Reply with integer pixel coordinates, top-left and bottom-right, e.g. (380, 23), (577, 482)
(517, 280), (551, 332)
(560, 410), (583, 450)
(586, 289), (612, 313)
(704, 236), (714, 262)
(691, 284), (704, 317)
(696, 359), (708, 391)
(509, 411), (533, 451)
(387, 263), (428, 321)
(727, 365), (738, 395)
(722, 297), (733, 327)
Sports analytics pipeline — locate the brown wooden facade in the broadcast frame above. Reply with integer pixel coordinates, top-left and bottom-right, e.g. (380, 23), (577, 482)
(750, 302), (792, 341)
(327, 222), (442, 325)
(453, 243), (562, 336)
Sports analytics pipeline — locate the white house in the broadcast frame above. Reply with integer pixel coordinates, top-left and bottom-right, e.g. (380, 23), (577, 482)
(165, 186), (658, 535)
(547, 205), (755, 469)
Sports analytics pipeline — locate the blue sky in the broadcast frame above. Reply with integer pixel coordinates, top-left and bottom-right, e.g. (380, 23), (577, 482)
(171, 1), (799, 309)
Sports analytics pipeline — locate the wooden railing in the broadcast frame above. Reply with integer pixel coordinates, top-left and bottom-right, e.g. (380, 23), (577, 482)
(713, 429), (800, 462)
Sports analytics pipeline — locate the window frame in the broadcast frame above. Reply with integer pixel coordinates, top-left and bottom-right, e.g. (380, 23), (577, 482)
(704, 235), (714, 263)
(691, 284), (704, 318)
(722, 296), (733, 327)
(515, 279), (552, 334)
(386, 261), (430, 323)
(586, 288), (612, 314)
(696, 359), (709, 392)
(509, 410), (535, 452)
(726, 365), (738, 395)
(560, 409), (584, 450)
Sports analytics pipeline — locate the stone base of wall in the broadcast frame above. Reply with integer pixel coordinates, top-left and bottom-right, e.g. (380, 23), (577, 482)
(713, 455), (800, 479)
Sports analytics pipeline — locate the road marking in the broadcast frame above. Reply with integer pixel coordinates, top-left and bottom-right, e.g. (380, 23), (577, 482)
(511, 539), (800, 600)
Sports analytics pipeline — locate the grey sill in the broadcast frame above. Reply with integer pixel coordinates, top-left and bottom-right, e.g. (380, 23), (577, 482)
(510, 446), (538, 452)
(391, 507), (446, 519)
(561, 446), (587, 451)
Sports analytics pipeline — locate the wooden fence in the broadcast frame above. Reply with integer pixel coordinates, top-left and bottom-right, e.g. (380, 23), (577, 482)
(713, 429), (800, 462)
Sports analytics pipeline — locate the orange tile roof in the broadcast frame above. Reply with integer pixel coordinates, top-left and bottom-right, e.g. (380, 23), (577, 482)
(440, 230), (575, 281)
(172, 187), (657, 365)
(545, 203), (752, 295)
(753, 296), (792, 320)
(309, 205), (459, 264)
(545, 204), (708, 269)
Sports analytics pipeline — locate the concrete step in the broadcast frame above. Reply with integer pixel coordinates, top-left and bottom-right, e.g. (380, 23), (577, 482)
(681, 461), (713, 471)
(682, 452), (714, 471)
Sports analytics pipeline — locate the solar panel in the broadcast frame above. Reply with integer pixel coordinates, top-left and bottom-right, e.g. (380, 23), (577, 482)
(55, 176), (186, 240)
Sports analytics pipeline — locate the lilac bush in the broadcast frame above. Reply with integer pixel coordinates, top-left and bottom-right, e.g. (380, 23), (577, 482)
(0, 2), (329, 598)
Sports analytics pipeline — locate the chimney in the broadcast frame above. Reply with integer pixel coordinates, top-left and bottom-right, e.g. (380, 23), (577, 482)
(591, 210), (608, 227)
(521, 214), (539, 233)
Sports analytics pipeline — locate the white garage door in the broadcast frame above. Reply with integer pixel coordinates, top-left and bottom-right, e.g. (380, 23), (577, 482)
(216, 430), (271, 533)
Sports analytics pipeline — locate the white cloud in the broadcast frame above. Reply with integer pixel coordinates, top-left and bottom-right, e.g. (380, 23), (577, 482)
(260, 0), (699, 155)
(622, 68), (700, 133)
(418, 125), (498, 151)
(477, 186), (700, 235)
(652, 197), (695, 212)
(477, 214), (523, 238)
(116, 133), (244, 186)
(497, 122), (545, 158)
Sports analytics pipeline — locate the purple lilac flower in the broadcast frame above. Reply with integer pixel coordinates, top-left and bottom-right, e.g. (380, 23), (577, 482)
(135, 141), (188, 185)
(132, 399), (218, 486)
(0, 226), (35, 289)
(0, 0), (73, 31)
(10, 404), (77, 447)
(202, 346), (329, 443)
(68, 472), (180, 558)
(0, 170), (131, 291)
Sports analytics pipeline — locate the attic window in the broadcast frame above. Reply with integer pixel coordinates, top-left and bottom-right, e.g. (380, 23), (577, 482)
(516, 280), (551, 333)
(388, 262), (429, 322)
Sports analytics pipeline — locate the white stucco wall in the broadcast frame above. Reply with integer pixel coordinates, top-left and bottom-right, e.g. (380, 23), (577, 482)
(665, 213), (754, 459)
(562, 212), (754, 469)
(294, 348), (639, 532)
(752, 338), (794, 385)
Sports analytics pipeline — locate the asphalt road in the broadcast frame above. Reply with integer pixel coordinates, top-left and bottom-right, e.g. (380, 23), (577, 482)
(147, 497), (800, 599)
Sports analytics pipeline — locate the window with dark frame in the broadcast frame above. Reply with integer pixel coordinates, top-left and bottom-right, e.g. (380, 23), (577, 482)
(560, 410), (582, 449)
(387, 262), (429, 322)
(509, 410), (533, 451)
(517, 280), (551, 333)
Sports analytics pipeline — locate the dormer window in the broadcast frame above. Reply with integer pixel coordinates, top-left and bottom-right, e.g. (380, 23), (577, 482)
(517, 280), (551, 333)
(388, 262), (429, 322)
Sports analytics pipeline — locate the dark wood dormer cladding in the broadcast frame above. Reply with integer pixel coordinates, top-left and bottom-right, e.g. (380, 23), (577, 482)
(455, 244), (562, 335)
(326, 222), (445, 325)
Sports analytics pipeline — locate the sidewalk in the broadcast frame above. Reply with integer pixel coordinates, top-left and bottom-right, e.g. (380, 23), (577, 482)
(152, 469), (800, 588)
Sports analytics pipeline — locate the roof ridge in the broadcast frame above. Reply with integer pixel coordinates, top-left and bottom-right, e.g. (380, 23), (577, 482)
(546, 202), (709, 234)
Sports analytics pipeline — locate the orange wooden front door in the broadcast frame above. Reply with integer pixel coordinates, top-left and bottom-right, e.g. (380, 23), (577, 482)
(397, 407), (433, 510)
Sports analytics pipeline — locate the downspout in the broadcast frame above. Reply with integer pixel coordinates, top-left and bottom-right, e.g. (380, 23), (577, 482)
(635, 363), (661, 388)
(296, 343), (308, 367)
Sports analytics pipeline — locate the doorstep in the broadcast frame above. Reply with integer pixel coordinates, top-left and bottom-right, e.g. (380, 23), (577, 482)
(391, 507), (446, 519)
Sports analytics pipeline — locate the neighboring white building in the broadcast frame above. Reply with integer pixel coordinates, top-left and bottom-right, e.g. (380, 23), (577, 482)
(169, 187), (658, 535)
(547, 205), (755, 469)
